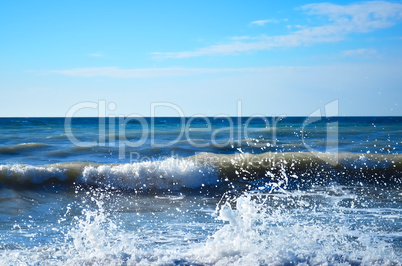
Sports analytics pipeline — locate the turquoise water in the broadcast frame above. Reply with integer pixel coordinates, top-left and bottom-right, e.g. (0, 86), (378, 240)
(0, 117), (401, 265)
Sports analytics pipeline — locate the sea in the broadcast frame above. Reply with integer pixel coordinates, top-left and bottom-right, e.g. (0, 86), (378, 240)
(0, 116), (401, 265)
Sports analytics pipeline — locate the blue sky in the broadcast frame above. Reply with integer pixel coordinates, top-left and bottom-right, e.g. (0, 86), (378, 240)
(1, 0), (401, 116)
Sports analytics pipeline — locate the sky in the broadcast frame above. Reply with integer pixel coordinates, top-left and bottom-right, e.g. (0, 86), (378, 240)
(1, 0), (402, 117)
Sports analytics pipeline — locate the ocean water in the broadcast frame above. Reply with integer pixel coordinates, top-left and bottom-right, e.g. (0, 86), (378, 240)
(0, 117), (401, 265)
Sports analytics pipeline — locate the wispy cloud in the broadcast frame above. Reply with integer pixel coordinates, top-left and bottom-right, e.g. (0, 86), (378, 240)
(287, 24), (304, 30)
(88, 53), (104, 57)
(153, 1), (402, 59)
(250, 19), (279, 26)
(43, 67), (270, 78)
(342, 48), (377, 56)
(301, 1), (402, 32)
(231, 36), (252, 41)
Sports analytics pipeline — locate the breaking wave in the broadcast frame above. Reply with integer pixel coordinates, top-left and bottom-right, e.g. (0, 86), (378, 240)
(0, 152), (400, 190)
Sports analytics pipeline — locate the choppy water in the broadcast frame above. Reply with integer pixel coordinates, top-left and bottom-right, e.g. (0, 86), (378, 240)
(0, 117), (401, 265)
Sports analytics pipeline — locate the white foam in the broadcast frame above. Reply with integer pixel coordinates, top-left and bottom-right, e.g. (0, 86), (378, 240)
(80, 158), (219, 190)
(0, 158), (219, 189)
(185, 193), (399, 265)
(0, 189), (400, 265)
(0, 164), (67, 184)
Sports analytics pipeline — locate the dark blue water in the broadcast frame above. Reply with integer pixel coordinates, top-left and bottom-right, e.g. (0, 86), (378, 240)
(0, 117), (400, 164)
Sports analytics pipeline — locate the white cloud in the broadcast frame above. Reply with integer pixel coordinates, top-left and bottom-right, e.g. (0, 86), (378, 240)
(153, 1), (402, 58)
(25, 63), (402, 116)
(45, 67), (269, 78)
(231, 36), (252, 41)
(250, 19), (278, 26)
(152, 28), (344, 59)
(302, 1), (402, 32)
(342, 48), (377, 56)
(88, 53), (104, 57)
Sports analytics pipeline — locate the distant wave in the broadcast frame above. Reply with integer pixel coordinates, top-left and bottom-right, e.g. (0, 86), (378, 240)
(0, 143), (49, 154)
(0, 152), (400, 190)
